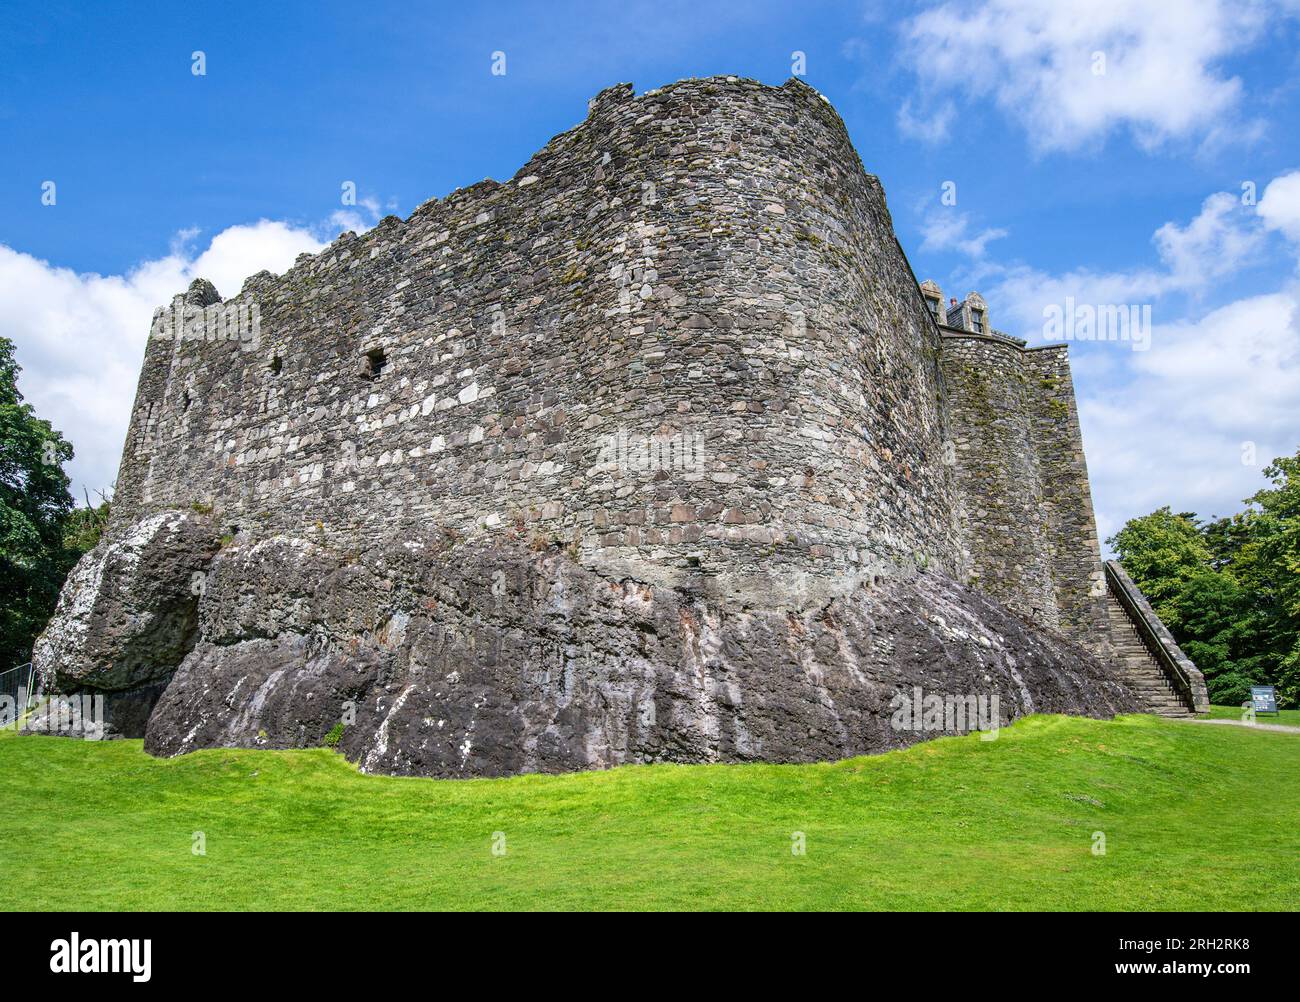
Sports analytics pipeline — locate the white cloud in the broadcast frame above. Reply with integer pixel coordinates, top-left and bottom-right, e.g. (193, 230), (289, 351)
(1082, 290), (1300, 544)
(969, 186), (1267, 337)
(0, 220), (329, 500)
(899, 0), (1286, 153)
(896, 97), (955, 145)
(1258, 169), (1300, 242)
(329, 195), (385, 236)
(1153, 191), (1265, 288)
(919, 210), (1008, 258)
(963, 172), (1300, 548)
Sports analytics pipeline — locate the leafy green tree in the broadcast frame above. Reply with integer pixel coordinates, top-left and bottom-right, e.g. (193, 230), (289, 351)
(1162, 567), (1257, 705)
(1202, 513), (1252, 572)
(1108, 452), (1300, 708)
(62, 497), (109, 555)
(0, 336), (77, 669)
(1239, 453), (1300, 705)
(1108, 507), (1212, 612)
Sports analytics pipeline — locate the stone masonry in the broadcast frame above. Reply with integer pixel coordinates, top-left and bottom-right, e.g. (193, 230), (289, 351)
(114, 77), (965, 599)
(935, 318), (1110, 649)
(33, 77), (1147, 775)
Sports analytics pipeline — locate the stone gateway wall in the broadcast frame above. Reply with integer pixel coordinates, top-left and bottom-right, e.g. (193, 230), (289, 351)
(34, 76), (1137, 775)
(1021, 346), (1112, 650)
(940, 333), (1059, 628)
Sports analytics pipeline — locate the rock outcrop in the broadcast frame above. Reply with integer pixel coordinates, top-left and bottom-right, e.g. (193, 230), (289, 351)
(30, 510), (219, 736)
(100, 527), (1136, 776)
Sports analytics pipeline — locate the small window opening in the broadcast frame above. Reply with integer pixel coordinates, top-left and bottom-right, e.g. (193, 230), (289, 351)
(971, 309), (985, 334)
(182, 390), (193, 412)
(363, 348), (388, 381)
(925, 297), (941, 322)
(269, 355), (282, 375)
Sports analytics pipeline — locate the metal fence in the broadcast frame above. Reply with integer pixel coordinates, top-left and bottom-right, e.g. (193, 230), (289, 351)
(0, 663), (38, 722)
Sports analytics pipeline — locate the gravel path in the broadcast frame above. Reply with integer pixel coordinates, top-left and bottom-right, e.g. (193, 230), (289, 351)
(1179, 717), (1300, 735)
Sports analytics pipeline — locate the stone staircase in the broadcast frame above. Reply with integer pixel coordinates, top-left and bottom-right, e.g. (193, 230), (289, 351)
(1103, 560), (1209, 718)
(1105, 596), (1192, 716)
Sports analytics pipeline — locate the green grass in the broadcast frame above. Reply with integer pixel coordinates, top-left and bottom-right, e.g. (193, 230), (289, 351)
(1206, 703), (1300, 727)
(1, 713), (1297, 911)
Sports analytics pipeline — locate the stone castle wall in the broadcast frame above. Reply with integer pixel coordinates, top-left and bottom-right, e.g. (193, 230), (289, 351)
(113, 76), (966, 607)
(939, 333), (1110, 652)
(34, 75), (1139, 774)
(1021, 345), (1112, 649)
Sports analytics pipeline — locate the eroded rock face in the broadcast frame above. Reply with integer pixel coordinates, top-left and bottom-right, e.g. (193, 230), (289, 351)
(134, 528), (1138, 777)
(30, 510), (219, 735)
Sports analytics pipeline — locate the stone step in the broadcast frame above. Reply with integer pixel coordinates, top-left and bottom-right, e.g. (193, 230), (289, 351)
(1104, 568), (1206, 717)
(1107, 598), (1187, 712)
(1115, 670), (1177, 687)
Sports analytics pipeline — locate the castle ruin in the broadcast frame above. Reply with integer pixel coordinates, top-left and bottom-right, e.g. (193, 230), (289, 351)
(32, 77), (1206, 777)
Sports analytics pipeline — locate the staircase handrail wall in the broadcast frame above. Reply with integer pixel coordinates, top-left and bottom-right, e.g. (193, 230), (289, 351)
(1104, 560), (1210, 714)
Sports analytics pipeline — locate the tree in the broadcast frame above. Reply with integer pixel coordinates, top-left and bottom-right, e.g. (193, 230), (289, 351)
(0, 336), (77, 669)
(1239, 453), (1300, 705)
(1202, 513), (1252, 572)
(62, 496), (109, 556)
(1107, 507), (1212, 613)
(1162, 567), (1257, 705)
(1107, 452), (1300, 708)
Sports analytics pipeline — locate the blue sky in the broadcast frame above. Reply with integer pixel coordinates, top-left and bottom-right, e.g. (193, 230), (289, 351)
(2, 0), (1299, 547)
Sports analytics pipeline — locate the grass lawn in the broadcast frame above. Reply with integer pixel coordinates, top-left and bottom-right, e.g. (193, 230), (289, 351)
(1206, 703), (1300, 727)
(1, 713), (1297, 911)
